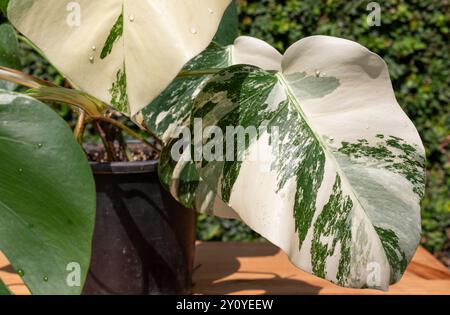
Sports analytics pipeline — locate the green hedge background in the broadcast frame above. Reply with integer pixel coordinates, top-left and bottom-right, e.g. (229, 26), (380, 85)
(200, 0), (450, 266)
(1, 0), (448, 264)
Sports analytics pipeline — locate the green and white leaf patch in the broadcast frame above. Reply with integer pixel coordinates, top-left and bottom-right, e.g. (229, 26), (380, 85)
(155, 36), (282, 217)
(7, 0), (231, 116)
(163, 36), (425, 289)
(142, 36), (282, 143)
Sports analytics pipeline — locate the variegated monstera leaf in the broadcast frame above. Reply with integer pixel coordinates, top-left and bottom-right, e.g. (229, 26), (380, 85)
(162, 36), (426, 290)
(154, 36), (282, 214)
(142, 36), (282, 143)
(6, 0), (231, 116)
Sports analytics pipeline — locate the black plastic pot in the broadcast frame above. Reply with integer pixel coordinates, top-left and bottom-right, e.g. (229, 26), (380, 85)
(82, 161), (197, 295)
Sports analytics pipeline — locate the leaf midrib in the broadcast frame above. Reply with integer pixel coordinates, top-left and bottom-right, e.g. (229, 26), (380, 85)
(276, 72), (381, 244)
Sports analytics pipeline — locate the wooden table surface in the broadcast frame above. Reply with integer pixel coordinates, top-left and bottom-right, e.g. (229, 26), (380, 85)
(1, 242), (450, 295)
(193, 242), (450, 295)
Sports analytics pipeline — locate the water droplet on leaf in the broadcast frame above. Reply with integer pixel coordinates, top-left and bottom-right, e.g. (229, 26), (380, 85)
(208, 9), (214, 14)
(18, 168), (23, 174)
(129, 15), (135, 22)
(43, 276), (49, 282)
(89, 56), (94, 64)
(17, 269), (25, 277)
(315, 70), (321, 77)
(92, 46), (96, 51)
(190, 27), (198, 34)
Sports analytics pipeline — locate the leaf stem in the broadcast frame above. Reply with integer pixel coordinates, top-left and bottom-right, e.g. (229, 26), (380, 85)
(93, 121), (116, 162)
(117, 131), (132, 162)
(176, 69), (222, 78)
(74, 110), (87, 144)
(94, 117), (161, 155)
(0, 67), (160, 155)
(0, 66), (55, 89)
(27, 86), (108, 118)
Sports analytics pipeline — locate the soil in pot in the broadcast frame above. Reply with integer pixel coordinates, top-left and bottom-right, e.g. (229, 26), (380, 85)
(82, 142), (197, 295)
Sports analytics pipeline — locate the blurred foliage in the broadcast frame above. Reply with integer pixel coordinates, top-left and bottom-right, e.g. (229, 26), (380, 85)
(1, 1), (448, 257)
(197, 214), (265, 242)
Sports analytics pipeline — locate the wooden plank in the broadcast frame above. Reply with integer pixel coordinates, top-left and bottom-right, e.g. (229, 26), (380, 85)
(1, 243), (449, 295)
(192, 242), (450, 295)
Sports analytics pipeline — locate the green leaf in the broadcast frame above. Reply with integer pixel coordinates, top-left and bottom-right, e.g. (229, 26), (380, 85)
(7, 0), (232, 116)
(213, 0), (239, 46)
(0, 279), (11, 295)
(0, 24), (20, 69)
(0, 0), (8, 17)
(0, 91), (96, 294)
(162, 36), (425, 290)
(0, 23), (21, 91)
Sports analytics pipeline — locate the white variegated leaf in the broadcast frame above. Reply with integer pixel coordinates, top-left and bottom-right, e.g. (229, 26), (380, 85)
(158, 136), (240, 220)
(143, 36), (282, 143)
(165, 36), (425, 290)
(156, 36), (281, 217)
(7, 0), (231, 116)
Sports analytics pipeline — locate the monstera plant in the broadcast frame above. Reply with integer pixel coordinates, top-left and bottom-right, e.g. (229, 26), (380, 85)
(0, 0), (425, 295)
(153, 36), (426, 290)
